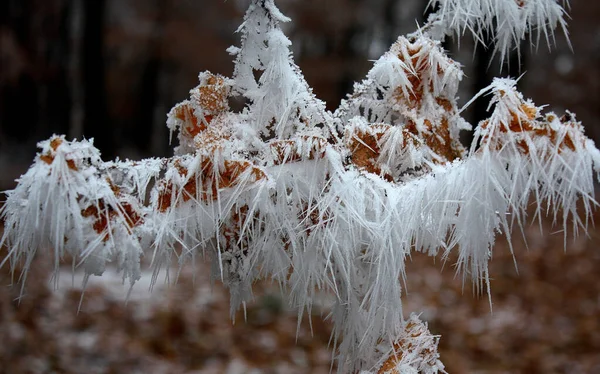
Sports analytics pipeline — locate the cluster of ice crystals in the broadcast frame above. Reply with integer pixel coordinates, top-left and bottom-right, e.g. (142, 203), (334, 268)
(0, 136), (149, 293)
(1, 1), (596, 373)
(363, 314), (445, 374)
(426, 0), (570, 61)
(228, 0), (332, 141)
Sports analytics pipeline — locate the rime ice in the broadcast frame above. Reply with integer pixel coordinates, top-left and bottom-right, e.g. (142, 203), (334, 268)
(0, 1), (595, 373)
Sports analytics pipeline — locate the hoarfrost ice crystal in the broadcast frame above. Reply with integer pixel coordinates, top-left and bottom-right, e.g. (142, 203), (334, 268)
(0, 0), (596, 373)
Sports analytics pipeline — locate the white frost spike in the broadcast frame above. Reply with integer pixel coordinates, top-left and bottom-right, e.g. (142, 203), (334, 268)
(0, 136), (145, 291)
(426, 0), (570, 62)
(230, 0), (332, 139)
(336, 35), (463, 128)
(377, 124), (430, 178)
(472, 78), (600, 244)
(367, 314), (445, 374)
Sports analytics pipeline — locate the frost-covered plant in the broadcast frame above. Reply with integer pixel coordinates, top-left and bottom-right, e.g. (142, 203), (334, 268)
(1, 0), (596, 373)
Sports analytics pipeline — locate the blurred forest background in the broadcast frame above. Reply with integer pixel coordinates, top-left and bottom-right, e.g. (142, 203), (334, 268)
(1, 0), (600, 373)
(1, 0), (600, 187)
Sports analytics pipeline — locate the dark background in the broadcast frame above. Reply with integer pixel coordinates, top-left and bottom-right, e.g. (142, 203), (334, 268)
(1, 0), (599, 188)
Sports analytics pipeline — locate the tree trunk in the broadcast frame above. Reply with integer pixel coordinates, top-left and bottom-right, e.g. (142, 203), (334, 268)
(82, 0), (111, 157)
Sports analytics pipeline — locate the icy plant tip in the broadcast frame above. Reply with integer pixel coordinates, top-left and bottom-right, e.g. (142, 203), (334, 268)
(1, 1), (597, 373)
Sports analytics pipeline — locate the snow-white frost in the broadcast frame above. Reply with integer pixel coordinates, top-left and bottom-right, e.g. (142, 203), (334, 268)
(425, 0), (570, 62)
(0, 1), (596, 373)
